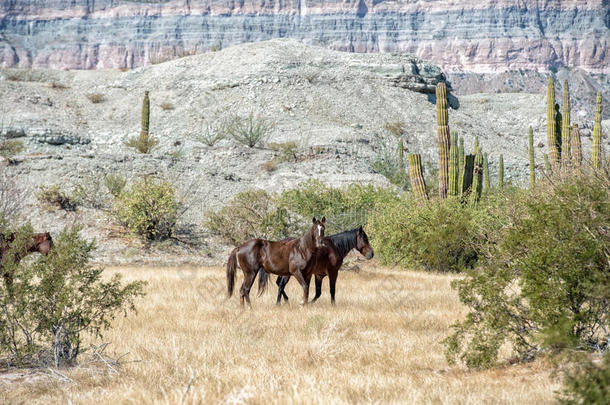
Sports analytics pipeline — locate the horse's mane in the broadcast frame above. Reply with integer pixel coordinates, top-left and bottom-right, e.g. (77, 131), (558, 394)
(328, 228), (359, 258)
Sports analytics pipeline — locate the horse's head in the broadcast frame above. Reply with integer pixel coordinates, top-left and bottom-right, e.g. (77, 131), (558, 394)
(32, 232), (53, 255)
(312, 217), (326, 248)
(356, 226), (374, 259)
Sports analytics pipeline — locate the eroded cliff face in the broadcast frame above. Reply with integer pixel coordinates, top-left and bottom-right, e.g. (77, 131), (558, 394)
(0, 0), (608, 73)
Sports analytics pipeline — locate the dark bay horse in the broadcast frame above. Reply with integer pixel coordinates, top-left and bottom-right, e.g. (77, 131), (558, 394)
(226, 217), (326, 307)
(275, 226), (374, 305)
(1, 232), (53, 287)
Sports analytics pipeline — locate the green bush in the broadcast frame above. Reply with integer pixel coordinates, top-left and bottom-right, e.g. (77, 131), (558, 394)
(226, 113), (273, 148)
(206, 181), (400, 244)
(444, 171), (610, 369)
(0, 226), (145, 367)
(559, 352), (610, 405)
(0, 139), (24, 159)
(367, 196), (478, 272)
(205, 189), (293, 245)
(114, 178), (179, 241)
(105, 174), (127, 197)
(125, 132), (158, 154)
(36, 184), (77, 211)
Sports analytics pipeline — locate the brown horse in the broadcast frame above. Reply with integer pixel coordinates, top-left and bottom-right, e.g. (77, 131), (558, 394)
(275, 226), (374, 305)
(226, 217), (326, 307)
(1, 232), (53, 287)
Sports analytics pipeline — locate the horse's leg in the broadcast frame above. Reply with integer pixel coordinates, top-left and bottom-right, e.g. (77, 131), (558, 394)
(276, 276), (290, 305)
(290, 268), (309, 306)
(240, 267), (259, 308)
(329, 270), (338, 305)
(311, 275), (323, 302)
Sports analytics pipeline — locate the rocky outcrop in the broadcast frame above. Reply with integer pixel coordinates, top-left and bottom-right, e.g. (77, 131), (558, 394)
(0, 0), (608, 73)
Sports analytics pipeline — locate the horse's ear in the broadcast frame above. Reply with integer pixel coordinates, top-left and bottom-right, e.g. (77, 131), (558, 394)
(312, 217), (317, 223)
(321, 216), (326, 223)
(359, 225), (363, 232)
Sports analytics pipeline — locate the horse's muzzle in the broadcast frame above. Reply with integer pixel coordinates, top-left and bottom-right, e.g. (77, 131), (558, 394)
(366, 250), (374, 260)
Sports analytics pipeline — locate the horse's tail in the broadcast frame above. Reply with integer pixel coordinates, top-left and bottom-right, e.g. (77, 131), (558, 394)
(257, 269), (269, 297)
(226, 248), (238, 297)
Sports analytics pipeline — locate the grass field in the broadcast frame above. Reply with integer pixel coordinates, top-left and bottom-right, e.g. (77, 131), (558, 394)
(1, 264), (559, 404)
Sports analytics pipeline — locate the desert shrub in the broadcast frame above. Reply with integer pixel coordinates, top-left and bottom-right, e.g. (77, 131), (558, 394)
(125, 131), (158, 154)
(444, 171), (610, 369)
(268, 141), (299, 163)
(105, 174), (127, 197)
(114, 178), (179, 241)
(73, 176), (108, 210)
(206, 182), (400, 245)
(277, 180), (400, 234)
(193, 121), (226, 146)
(37, 184), (77, 211)
(370, 132), (408, 188)
(205, 189), (293, 245)
(86, 93), (105, 104)
(160, 102), (174, 111)
(0, 139), (24, 159)
(227, 113), (273, 148)
(559, 352), (610, 405)
(0, 225), (146, 367)
(367, 196), (478, 272)
(261, 159), (278, 172)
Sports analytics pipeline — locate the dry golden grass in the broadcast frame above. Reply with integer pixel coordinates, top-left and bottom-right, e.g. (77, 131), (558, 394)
(0, 264), (559, 404)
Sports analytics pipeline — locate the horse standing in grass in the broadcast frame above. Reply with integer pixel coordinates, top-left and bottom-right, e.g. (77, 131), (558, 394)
(275, 226), (374, 305)
(226, 217), (326, 307)
(0, 232), (53, 287)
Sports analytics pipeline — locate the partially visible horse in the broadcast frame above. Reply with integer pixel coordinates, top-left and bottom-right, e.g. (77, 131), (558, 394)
(1, 232), (53, 287)
(275, 226), (374, 305)
(226, 217), (326, 307)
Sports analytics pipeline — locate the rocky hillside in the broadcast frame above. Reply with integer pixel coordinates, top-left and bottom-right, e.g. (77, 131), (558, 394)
(0, 0), (608, 74)
(0, 40), (607, 264)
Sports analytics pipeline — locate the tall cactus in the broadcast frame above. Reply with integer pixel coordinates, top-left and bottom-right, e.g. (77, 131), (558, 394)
(543, 153), (552, 173)
(473, 137), (480, 155)
(408, 154), (428, 201)
(592, 91), (603, 170)
(498, 154), (504, 189)
(570, 123), (582, 167)
(547, 76), (560, 168)
(458, 137), (465, 181)
(448, 132), (460, 196)
(561, 80), (571, 167)
(483, 152), (490, 192)
(470, 150), (484, 205)
(460, 154), (475, 198)
(141, 90), (150, 136)
(436, 82), (451, 199)
(528, 127), (535, 189)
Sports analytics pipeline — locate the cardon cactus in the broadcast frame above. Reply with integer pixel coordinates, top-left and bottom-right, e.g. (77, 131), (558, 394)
(543, 153), (552, 173)
(547, 77), (560, 168)
(561, 80), (571, 167)
(570, 123), (582, 167)
(483, 152), (490, 192)
(529, 126), (535, 189)
(436, 82), (451, 199)
(397, 137), (405, 171)
(448, 132), (460, 196)
(592, 91), (603, 170)
(458, 137), (465, 181)
(470, 150), (484, 205)
(498, 154), (504, 189)
(408, 154), (428, 201)
(459, 154), (475, 198)
(141, 90), (150, 136)
(473, 137), (480, 155)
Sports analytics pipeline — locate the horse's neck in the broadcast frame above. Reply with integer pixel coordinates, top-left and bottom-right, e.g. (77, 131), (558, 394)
(298, 227), (316, 257)
(330, 231), (357, 259)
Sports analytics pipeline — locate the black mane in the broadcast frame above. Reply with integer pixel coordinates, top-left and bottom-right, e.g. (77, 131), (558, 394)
(328, 228), (360, 258)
